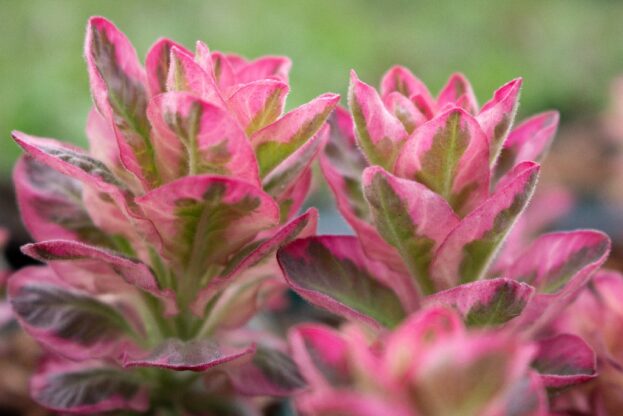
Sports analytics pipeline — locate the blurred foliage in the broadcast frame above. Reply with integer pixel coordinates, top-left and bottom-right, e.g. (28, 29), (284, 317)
(1, 0), (623, 173)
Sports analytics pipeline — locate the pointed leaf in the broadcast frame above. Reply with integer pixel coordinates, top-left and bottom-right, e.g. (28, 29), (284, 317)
(191, 208), (318, 315)
(22, 240), (176, 315)
(394, 107), (490, 215)
(252, 92), (339, 177)
(477, 78), (523, 165)
(437, 73), (479, 114)
(13, 156), (112, 246)
(136, 175), (279, 281)
(511, 231), (610, 334)
(145, 38), (191, 96)
(383, 92), (428, 133)
(276, 167), (312, 223)
(431, 161), (540, 289)
(222, 208), (318, 280)
(9, 266), (141, 360)
(86, 108), (134, 185)
(206, 50), (238, 90)
(509, 230), (611, 295)
(380, 65), (434, 105)
(234, 56), (291, 84)
(349, 71), (408, 169)
(12, 132), (159, 244)
(493, 187), (573, 272)
(533, 334), (596, 388)
(32, 359), (147, 414)
(227, 346), (306, 397)
(424, 278), (534, 327)
(123, 339), (255, 371)
(262, 123), (328, 201)
(495, 111), (559, 178)
(227, 79), (289, 135)
(363, 166), (460, 295)
(288, 324), (350, 388)
(278, 236), (407, 329)
(320, 109), (407, 273)
(167, 45), (222, 104)
(147, 92), (260, 184)
(85, 17), (157, 187)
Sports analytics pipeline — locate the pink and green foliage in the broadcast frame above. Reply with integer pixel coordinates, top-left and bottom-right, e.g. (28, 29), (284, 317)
(9, 16), (338, 414)
(278, 67), (610, 393)
(550, 270), (623, 414)
(289, 306), (548, 416)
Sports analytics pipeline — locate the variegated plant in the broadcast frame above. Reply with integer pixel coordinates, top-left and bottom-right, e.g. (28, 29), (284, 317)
(289, 306), (549, 416)
(551, 270), (623, 414)
(8, 17), (338, 414)
(277, 67), (611, 400)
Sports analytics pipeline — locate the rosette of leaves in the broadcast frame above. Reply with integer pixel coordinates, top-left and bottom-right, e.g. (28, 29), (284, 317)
(9, 17), (338, 414)
(277, 67), (609, 396)
(289, 306), (548, 416)
(551, 270), (623, 414)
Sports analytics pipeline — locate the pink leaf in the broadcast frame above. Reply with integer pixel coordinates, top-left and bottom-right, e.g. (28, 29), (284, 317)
(275, 167), (313, 223)
(288, 324), (350, 389)
(31, 358), (148, 414)
(9, 266), (143, 361)
(430, 161), (540, 289)
(252, 92), (339, 177)
(262, 123), (328, 203)
(226, 79), (289, 135)
(394, 107), (490, 215)
(437, 73), (479, 114)
(206, 50), (238, 91)
(477, 78), (523, 165)
(495, 111), (559, 178)
(135, 175), (279, 281)
(22, 240), (177, 315)
(363, 166), (460, 296)
(166, 45), (222, 104)
(122, 339), (255, 371)
(12, 131), (160, 247)
(277, 235), (407, 329)
(380, 65), (434, 106)
(508, 230), (610, 334)
(509, 230), (610, 295)
(85, 108), (127, 182)
(191, 208), (318, 315)
(13, 157), (111, 246)
(533, 334), (596, 388)
(424, 278), (534, 327)
(145, 38), (191, 96)
(227, 346), (306, 397)
(349, 70), (408, 169)
(147, 92), (260, 185)
(319, 109), (407, 273)
(85, 17), (157, 188)
(383, 92), (428, 133)
(234, 56), (292, 84)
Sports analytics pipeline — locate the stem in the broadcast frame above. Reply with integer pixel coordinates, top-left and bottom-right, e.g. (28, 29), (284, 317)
(142, 292), (173, 340)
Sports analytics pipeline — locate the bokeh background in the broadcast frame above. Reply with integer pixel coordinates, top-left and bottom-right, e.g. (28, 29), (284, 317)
(3, 0), (623, 167)
(1, 0), (623, 247)
(2, 0), (623, 232)
(1, 1), (623, 414)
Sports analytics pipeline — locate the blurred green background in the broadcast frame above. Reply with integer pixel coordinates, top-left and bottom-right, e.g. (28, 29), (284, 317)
(2, 0), (623, 174)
